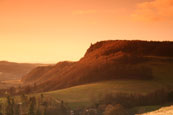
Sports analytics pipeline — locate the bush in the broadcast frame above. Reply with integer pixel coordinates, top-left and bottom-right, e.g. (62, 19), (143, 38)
(168, 91), (173, 101)
(103, 104), (128, 115)
(99, 89), (170, 108)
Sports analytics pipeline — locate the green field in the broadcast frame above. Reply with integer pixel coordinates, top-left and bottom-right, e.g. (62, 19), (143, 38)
(41, 61), (173, 109)
(43, 80), (166, 109)
(1, 61), (173, 110)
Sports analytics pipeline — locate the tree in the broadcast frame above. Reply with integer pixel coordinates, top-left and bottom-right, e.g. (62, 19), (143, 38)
(60, 101), (67, 115)
(28, 97), (36, 115)
(28, 103), (35, 115)
(0, 103), (2, 115)
(6, 96), (14, 115)
(15, 105), (20, 115)
(9, 87), (16, 95)
(24, 85), (31, 94)
(36, 108), (41, 115)
(42, 101), (48, 115)
(20, 94), (28, 106)
(40, 94), (44, 103)
(43, 108), (47, 115)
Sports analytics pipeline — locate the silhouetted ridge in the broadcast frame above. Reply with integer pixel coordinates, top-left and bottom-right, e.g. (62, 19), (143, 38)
(85, 40), (173, 57)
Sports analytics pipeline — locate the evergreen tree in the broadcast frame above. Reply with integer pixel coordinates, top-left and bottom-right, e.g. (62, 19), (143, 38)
(36, 108), (41, 115)
(28, 102), (35, 115)
(40, 94), (44, 103)
(0, 103), (2, 115)
(6, 96), (14, 115)
(28, 97), (37, 115)
(15, 105), (20, 115)
(60, 100), (67, 115)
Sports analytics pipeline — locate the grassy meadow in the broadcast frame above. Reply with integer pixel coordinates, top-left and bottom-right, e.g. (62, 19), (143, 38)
(39, 61), (173, 108)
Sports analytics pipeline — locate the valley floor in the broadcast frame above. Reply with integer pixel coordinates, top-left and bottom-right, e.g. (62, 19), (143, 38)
(0, 80), (21, 89)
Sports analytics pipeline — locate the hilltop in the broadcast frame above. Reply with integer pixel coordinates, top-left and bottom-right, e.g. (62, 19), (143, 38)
(21, 40), (173, 92)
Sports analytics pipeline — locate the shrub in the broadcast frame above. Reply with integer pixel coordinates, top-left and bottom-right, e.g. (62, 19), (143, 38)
(168, 91), (173, 101)
(103, 104), (128, 115)
(99, 89), (171, 108)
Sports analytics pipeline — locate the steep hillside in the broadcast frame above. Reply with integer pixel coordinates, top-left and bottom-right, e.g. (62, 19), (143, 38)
(22, 61), (75, 83)
(32, 59), (173, 109)
(21, 66), (53, 83)
(0, 61), (44, 81)
(21, 40), (173, 91)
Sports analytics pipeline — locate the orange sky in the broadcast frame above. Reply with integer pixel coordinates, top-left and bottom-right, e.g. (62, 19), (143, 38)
(0, 0), (173, 63)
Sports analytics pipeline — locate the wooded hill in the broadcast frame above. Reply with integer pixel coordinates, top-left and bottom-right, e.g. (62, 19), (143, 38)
(21, 40), (173, 92)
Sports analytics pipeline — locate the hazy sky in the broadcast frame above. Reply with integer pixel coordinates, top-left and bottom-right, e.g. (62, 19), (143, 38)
(0, 0), (173, 63)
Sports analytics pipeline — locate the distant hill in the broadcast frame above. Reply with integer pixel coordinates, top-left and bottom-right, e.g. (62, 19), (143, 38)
(21, 65), (54, 83)
(21, 40), (173, 91)
(0, 61), (45, 81)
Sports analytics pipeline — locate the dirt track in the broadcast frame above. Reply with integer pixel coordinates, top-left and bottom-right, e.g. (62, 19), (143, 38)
(139, 106), (173, 115)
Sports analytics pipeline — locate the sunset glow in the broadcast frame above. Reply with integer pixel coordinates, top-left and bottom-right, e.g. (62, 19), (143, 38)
(0, 0), (173, 63)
